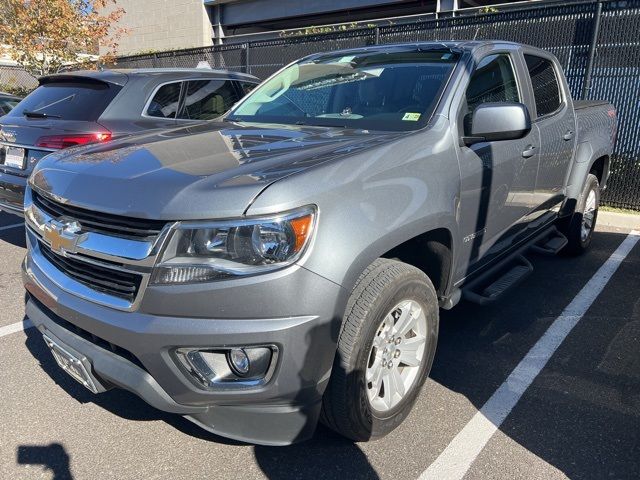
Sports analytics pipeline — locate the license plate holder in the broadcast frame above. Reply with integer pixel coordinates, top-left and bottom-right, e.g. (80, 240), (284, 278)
(3, 146), (26, 169)
(43, 334), (99, 393)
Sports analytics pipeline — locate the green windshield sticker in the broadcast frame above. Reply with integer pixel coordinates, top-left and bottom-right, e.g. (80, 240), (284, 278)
(338, 55), (356, 63)
(402, 112), (421, 121)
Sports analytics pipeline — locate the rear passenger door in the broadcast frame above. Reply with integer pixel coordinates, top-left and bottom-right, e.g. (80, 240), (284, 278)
(523, 52), (576, 208)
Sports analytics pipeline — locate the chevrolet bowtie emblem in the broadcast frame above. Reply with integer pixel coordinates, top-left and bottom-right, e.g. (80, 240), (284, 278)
(42, 218), (86, 256)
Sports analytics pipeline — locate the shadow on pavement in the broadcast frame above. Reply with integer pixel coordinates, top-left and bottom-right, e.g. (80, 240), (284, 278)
(430, 230), (640, 479)
(17, 442), (73, 480)
(0, 212), (25, 248)
(254, 426), (379, 480)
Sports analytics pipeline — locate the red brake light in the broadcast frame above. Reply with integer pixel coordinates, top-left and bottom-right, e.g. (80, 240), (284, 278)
(35, 132), (112, 149)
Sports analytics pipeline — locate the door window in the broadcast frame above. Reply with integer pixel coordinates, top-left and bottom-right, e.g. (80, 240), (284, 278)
(524, 54), (561, 117)
(146, 82), (182, 119)
(178, 80), (239, 120)
(465, 54), (520, 113)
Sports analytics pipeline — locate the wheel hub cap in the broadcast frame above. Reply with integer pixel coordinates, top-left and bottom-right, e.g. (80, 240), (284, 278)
(581, 189), (597, 242)
(366, 299), (427, 412)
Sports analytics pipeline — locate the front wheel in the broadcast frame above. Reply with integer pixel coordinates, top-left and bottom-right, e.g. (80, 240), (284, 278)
(320, 258), (439, 441)
(562, 173), (600, 255)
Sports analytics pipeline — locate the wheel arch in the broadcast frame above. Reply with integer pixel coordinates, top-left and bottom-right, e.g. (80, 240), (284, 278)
(339, 220), (458, 309)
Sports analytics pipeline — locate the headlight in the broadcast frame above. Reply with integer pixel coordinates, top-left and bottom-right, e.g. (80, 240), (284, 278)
(151, 206), (316, 284)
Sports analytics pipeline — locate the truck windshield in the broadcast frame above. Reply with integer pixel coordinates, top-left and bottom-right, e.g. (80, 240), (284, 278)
(227, 49), (460, 131)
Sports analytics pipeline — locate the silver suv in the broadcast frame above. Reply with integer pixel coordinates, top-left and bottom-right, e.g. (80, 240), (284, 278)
(0, 68), (258, 215)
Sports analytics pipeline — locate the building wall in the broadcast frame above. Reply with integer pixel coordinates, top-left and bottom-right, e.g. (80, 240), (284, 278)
(104, 0), (213, 56)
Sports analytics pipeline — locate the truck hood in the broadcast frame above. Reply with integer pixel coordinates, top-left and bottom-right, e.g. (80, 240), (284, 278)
(30, 121), (402, 219)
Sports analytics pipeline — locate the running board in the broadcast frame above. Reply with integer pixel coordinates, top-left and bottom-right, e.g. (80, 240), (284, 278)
(531, 228), (568, 256)
(462, 255), (533, 305)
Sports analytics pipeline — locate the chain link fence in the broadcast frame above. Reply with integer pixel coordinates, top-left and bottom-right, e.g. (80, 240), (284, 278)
(111, 0), (640, 210)
(0, 65), (38, 95)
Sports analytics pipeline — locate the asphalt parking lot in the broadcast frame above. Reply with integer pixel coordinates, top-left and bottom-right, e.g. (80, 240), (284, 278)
(0, 210), (639, 480)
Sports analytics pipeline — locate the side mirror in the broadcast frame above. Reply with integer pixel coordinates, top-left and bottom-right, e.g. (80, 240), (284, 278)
(463, 102), (531, 146)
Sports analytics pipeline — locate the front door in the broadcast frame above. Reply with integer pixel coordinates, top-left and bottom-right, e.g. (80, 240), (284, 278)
(455, 52), (540, 278)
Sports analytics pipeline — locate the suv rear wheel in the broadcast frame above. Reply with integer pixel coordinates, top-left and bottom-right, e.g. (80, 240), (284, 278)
(321, 258), (439, 441)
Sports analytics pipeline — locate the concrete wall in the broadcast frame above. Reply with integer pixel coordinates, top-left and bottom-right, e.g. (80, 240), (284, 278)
(103, 0), (213, 56)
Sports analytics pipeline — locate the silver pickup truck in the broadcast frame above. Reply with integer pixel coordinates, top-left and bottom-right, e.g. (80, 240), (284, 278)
(22, 41), (616, 445)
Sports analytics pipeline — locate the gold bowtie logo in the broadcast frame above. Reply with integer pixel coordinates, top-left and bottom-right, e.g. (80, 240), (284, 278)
(42, 219), (85, 256)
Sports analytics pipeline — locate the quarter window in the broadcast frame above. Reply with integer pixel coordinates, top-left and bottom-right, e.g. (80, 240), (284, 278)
(465, 54), (520, 114)
(146, 82), (182, 119)
(178, 80), (239, 120)
(524, 54), (561, 117)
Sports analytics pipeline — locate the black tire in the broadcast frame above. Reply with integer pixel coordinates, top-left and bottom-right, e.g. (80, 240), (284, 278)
(561, 173), (600, 255)
(320, 258), (439, 441)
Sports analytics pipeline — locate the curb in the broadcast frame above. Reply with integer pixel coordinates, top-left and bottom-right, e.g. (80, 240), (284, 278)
(598, 210), (640, 230)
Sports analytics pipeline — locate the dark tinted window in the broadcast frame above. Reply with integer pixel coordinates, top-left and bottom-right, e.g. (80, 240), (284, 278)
(9, 81), (121, 121)
(146, 82), (182, 119)
(525, 54), (561, 117)
(178, 80), (239, 120)
(0, 98), (19, 115)
(466, 54), (519, 113)
(239, 82), (257, 95)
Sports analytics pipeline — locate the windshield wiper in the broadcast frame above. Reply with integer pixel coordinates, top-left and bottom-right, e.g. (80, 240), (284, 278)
(23, 110), (61, 119)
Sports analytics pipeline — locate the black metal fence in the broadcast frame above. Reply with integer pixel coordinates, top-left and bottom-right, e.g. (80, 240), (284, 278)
(113, 0), (640, 210)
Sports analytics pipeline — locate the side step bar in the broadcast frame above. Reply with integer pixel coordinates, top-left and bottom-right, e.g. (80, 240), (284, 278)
(531, 228), (568, 256)
(461, 225), (563, 305)
(462, 255), (533, 305)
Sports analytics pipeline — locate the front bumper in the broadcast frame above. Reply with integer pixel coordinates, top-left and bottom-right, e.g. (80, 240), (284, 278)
(23, 249), (346, 445)
(0, 170), (27, 217)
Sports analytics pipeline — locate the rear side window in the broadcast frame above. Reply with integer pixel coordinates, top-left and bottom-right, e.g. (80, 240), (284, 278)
(466, 54), (520, 113)
(9, 81), (121, 121)
(524, 54), (561, 117)
(146, 82), (182, 119)
(178, 80), (239, 120)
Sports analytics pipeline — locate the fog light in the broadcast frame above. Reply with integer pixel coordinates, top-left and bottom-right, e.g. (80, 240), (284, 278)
(175, 346), (275, 389)
(228, 348), (250, 376)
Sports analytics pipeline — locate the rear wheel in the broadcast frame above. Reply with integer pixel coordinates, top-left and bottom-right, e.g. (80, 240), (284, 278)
(562, 173), (600, 255)
(321, 258), (439, 441)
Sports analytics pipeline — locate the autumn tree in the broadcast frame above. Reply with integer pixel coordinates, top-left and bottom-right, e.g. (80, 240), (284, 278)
(0, 0), (127, 77)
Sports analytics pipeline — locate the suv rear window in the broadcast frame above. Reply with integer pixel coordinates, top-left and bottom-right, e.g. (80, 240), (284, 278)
(9, 80), (121, 121)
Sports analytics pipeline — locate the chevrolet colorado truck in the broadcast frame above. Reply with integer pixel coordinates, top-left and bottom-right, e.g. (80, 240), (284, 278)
(22, 41), (616, 445)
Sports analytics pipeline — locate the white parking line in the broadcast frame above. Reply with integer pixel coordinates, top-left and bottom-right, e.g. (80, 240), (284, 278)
(419, 230), (640, 480)
(0, 319), (34, 338)
(0, 222), (23, 232)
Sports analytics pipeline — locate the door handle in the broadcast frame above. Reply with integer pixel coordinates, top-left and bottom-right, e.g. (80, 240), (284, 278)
(563, 130), (574, 141)
(522, 145), (537, 158)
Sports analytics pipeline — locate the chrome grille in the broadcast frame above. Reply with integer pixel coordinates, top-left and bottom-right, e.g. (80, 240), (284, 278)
(32, 190), (167, 239)
(39, 241), (143, 302)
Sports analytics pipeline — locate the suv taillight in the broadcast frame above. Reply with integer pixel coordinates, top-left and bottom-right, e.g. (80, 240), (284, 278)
(35, 132), (112, 149)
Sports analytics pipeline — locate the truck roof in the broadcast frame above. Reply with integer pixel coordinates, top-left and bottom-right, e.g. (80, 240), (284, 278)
(303, 40), (544, 60)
